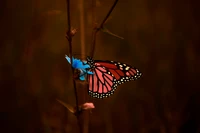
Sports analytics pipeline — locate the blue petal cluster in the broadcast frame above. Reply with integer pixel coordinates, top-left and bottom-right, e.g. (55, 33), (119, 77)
(65, 55), (93, 81)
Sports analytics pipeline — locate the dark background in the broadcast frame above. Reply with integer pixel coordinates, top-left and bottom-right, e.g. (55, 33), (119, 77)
(0, 0), (200, 133)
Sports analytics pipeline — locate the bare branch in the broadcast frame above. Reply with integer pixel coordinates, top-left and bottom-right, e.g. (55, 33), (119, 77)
(65, 0), (82, 133)
(90, 0), (119, 58)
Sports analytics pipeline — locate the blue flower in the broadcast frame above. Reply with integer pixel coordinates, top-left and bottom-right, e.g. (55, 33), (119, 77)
(65, 55), (93, 81)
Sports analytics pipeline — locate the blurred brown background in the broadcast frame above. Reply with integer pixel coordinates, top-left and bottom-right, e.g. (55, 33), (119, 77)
(0, 0), (200, 133)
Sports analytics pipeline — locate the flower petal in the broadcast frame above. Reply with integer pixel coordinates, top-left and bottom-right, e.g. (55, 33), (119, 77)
(79, 75), (86, 81)
(80, 64), (90, 69)
(81, 102), (95, 110)
(65, 55), (93, 79)
(65, 55), (71, 64)
(76, 62), (84, 68)
(83, 61), (87, 64)
(65, 55), (78, 68)
(87, 71), (93, 75)
(65, 55), (86, 69)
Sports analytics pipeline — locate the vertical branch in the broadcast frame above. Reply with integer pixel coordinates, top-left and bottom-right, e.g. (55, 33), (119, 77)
(66, 0), (79, 113)
(79, 1), (90, 133)
(90, 0), (119, 58)
(65, 0), (82, 133)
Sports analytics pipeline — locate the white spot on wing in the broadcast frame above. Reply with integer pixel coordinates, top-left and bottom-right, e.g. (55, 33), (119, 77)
(126, 66), (130, 70)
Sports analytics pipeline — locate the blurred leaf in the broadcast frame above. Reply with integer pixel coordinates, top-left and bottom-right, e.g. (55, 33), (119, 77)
(101, 26), (124, 39)
(56, 99), (75, 113)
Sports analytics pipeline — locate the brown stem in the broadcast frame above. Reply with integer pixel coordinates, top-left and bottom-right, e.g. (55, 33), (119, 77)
(66, 0), (82, 133)
(90, 0), (119, 58)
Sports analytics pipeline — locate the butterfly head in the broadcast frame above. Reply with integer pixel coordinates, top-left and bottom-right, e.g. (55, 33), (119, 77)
(86, 56), (95, 69)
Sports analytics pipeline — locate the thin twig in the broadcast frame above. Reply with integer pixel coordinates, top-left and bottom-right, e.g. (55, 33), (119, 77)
(90, 0), (119, 58)
(65, 0), (82, 133)
(66, 0), (79, 113)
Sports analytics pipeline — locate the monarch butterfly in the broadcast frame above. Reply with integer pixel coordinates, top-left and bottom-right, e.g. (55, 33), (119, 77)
(86, 56), (142, 99)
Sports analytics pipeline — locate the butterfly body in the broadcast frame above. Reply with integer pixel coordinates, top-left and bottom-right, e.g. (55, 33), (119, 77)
(86, 57), (142, 99)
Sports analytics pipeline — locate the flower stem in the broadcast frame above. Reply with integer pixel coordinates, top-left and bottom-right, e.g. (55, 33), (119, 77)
(66, 0), (82, 133)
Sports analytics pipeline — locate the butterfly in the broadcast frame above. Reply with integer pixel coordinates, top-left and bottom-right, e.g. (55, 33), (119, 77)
(85, 56), (142, 99)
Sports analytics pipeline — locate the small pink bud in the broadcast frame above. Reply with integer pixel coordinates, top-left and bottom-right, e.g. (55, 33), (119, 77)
(81, 102), (95, 110)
